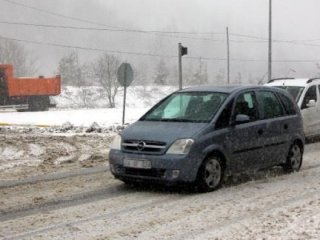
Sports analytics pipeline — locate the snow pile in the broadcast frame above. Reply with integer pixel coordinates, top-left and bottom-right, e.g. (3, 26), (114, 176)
(0, 133), (113, 175)
(0, 122), (125, 135)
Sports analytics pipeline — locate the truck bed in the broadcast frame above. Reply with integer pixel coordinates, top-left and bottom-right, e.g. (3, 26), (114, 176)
(7, 77), (61, 97)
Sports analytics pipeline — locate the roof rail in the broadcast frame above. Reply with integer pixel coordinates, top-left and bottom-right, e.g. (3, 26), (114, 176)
(268, 77), (295, 83)
(307, 78), (320, 83)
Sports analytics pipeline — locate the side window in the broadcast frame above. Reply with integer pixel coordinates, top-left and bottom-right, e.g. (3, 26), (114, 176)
(257, 91), (284, 119)
(215, 99), (234, 129)
(277, 93), (297, 115)
(302, 85), (317, 109)
(233, 92), (259, 121)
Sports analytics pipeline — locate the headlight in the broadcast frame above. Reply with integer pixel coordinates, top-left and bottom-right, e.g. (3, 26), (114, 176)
(110, 135), (122, 150)
(167, 139), (194, 155)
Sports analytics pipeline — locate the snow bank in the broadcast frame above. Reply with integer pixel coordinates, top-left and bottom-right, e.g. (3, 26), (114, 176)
(0, 85), (176, 128)
(54, 85), (175, 109)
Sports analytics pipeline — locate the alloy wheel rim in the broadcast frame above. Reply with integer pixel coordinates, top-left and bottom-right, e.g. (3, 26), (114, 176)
(205, 159), (221, 188)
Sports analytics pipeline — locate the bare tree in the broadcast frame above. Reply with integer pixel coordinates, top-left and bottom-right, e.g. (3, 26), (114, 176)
(235, 72), (242, 84)
(93, 54), (120, 108)
(215, 68), (225, 84)
(0, 39), (36, 76)
(154, 59), (169, 85)
(192, 58), (208, 86)
(57, 51), (84, 87)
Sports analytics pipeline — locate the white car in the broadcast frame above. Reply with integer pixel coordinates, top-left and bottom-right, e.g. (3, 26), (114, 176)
(265, 78), (320, 138)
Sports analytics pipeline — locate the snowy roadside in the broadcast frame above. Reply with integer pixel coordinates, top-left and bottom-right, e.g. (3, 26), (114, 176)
(0, 85), (175, 128)
(0, 86), (170, 180)
(0, 132), (114, 181)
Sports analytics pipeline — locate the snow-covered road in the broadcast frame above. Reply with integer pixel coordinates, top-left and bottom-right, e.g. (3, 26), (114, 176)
(1, 132), (319, 239)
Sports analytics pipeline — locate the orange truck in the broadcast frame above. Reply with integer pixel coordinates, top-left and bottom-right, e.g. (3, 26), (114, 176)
(0, 64), (61, 111)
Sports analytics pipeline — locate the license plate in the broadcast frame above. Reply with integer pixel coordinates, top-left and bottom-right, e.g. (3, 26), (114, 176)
(123, 159), (151, 169)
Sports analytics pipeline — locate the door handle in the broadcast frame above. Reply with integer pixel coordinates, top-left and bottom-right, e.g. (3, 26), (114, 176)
(258, 129), (264, 135)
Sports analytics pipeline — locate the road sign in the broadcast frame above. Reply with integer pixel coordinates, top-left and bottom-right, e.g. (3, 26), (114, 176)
(117, 63), (134, 125)
(117, 63), (134, 87)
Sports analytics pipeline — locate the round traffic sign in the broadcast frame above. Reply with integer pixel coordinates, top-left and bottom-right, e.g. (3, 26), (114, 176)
(117, 63), (134, 87)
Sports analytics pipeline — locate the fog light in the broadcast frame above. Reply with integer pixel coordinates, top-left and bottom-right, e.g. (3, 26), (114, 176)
(172, 170), (180, 179)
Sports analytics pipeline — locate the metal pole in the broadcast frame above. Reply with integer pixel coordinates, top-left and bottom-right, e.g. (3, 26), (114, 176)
(122, 64), (127, 125)
(268, 0), (272, 82)
(178, 43), (182, 90)
(226, 27), (230, 85)
(122, 85), (126, 125)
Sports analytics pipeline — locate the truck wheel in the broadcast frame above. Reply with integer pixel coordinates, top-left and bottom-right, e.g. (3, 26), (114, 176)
(29, 96), (49, 111)
(196, 156), (223, 192)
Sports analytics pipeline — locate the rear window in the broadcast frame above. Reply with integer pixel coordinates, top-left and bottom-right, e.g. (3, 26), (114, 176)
(275, 86), (304, 102)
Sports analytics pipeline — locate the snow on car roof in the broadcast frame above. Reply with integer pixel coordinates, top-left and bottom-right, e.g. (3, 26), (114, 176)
(179, 85), (258, 93)
(265, 78), (320, 87)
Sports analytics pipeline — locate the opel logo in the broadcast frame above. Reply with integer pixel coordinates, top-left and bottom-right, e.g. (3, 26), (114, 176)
(137, 141), (146, 151)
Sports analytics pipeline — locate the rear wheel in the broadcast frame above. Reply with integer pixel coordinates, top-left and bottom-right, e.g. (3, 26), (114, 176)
(196, 156), (223, 192)
(28, 96), (49, 111)
(283, 143), (303, 172)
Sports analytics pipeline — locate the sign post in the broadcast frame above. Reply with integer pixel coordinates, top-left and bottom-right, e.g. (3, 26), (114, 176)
(117, 63), (134, 125)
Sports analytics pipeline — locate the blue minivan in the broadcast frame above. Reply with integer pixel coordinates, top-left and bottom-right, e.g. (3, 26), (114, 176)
(109, 86), (304, 192)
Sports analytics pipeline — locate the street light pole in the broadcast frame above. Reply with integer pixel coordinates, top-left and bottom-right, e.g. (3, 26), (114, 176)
(226, 26), (230, 85)
(268, 0), (272, 82)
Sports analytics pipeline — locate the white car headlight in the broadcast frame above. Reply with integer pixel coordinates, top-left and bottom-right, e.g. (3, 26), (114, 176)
(110, 135), (122, 150)
(167, 139), (194, 155)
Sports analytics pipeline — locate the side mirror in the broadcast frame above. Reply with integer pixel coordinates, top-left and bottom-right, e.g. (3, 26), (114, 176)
(306, 99), (316, 108)
(234, 114), (250, 125)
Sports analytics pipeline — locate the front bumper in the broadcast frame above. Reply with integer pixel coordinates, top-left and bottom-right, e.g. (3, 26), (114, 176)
(109, 150), (202, 184)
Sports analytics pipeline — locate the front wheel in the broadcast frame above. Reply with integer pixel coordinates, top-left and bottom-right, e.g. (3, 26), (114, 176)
(283, 143), (303, 172)
(196, 156), (223, 192)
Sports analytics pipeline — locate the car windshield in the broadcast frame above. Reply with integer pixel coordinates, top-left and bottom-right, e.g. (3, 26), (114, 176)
(274, 86), (304, 102)
(141, 92), (228, 123)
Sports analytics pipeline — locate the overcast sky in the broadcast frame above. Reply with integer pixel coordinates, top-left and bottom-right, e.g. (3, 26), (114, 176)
(1, 0), (320, 83)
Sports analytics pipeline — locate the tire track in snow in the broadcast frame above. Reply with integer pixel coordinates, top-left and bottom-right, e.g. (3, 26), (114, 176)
(3, 161), (320, 240)
(0, 166), (108, 189)
(179, 189), (320, 240)
(0, 181), (125, 222)
(1, 142), (320, 239)
(3, 194), (188, 240)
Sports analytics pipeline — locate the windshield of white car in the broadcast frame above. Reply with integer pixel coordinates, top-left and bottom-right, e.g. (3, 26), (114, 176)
(141, 92), (229, 123)
(274, 86), (304, 102)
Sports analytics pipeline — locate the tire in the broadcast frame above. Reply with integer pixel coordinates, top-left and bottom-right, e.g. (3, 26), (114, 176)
(283, 143), (303, 172)
(28, 96), (49, 111)
(196, 156), (224, 192)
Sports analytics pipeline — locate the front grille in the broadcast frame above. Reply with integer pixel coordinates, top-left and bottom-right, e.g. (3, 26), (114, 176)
(122, 140), (166, 153)
(124, 168), (166, 178)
